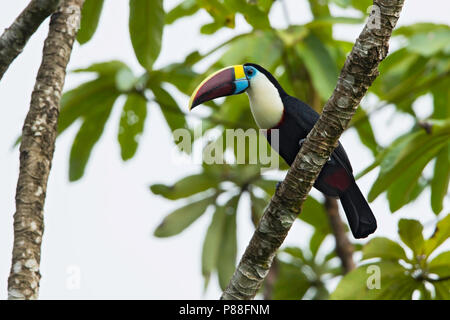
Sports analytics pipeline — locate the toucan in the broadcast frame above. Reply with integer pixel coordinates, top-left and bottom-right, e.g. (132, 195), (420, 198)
(189, 63), (377, 239)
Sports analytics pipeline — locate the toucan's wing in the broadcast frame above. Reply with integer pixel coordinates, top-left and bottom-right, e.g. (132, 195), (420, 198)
(282, 95), (353, 174)
(282, 95), (319, 133)
(333, 142), (353, 174)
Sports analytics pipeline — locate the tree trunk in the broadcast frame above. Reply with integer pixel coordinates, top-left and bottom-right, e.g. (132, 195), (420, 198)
(0, 0), (62, 81)
(7, 0), (84, 300)
(221, 0), (405, 300)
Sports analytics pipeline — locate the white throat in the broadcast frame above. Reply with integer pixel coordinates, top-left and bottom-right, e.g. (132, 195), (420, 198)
(246, 72), (284, 129)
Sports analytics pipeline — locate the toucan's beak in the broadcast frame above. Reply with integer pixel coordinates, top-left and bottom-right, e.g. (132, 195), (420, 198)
(189, 65), (249, 110)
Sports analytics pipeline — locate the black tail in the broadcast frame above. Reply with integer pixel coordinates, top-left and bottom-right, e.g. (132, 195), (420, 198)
(340, 182), (377, 239)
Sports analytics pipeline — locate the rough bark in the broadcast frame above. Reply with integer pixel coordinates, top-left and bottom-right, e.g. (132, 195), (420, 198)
(324, 196), (355, 273)
(7, 0), (84, 300)
(0, 0), (62, 81)
(221, 0), (405, 300)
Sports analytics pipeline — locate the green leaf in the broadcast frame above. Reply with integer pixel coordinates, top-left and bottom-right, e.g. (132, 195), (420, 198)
(250, 192), (268, 225)
(77, 0), (104, 44)
(394, 23), (449, 37)
(129, 0), (165, 71)
(362, 237), (409, 261)
(423, 214), (450, 257)
(150, 174), (218, 200)
(309, 229), (327, 256)
(200, 21), (222, 35)
(349, 0), (372, 13)
(273, 261), (310, 300)
(407, 28), (450, 57)
(223, 0), (270, 29)
(296, 34), (339, 101)
(69, 93), (119, 181)
(283, 247), (307, 263)
(398, 219), (425, 257)
(331, 261), (416, 300)
(115, 67), (136, 92)
(306, 16), (365, 28)
(307, 0), (332, 39)
(151, 86), (187, 133)
(368, 120), (450, 202)
(252, 179), (278, 195)
(59, 77), (118, 135)
(153, 63), (199, 95)
(220, 32), (282, 70)
(73, 60), (130, 76)
(202, 205), (227, 287)
(197, 0), (235, 29)
(434, 281), (450, 300)
(154, 195), (215, 238)
(118, 93), (147, 160)
(386, 167), (428, 213)
(357, 130), (418, 179)
(256, 0), (274, 13)
(432, 77), (450, 120)
(166, 0), (199, 24)
(428, 251), (450, 278)
(328, 0), (351, 8)
(217, 196), (239, 290)
(418, 283), (432, 300)
(431, 146), (450, 215)
(299, 196), (331, 235)
(308, 0), (330, 18)
(352, 108), (378, 155)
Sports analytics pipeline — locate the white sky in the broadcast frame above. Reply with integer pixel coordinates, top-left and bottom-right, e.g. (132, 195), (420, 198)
(0, 0), (449, 299)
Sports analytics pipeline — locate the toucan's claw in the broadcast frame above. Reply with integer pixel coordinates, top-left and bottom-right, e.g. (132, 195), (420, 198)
(275, 181), (282, 193)
(298, 138), (306, 148)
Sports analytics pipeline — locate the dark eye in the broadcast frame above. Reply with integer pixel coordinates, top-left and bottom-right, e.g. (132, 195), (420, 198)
(247, 68), (254, 76)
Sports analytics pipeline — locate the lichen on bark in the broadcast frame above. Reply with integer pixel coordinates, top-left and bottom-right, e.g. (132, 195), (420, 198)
(7, 0), (84, 300)
(221, 0), (405, 300)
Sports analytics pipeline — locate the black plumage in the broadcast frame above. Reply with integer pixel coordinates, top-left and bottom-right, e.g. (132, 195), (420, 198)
(247, 63), (377, 238)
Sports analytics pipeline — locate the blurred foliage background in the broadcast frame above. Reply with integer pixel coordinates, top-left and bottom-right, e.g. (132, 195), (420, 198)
(54, 0), (449, 299)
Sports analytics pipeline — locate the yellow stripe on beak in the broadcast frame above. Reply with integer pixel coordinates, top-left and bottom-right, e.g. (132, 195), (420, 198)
(234, 65), (245, 80)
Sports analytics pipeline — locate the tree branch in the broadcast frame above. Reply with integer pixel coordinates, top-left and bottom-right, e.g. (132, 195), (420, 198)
(324, 196), (355, 273)
(221, 0), (405, 300)
(0, 0), (62, 81)
(7, 0), (84, 300)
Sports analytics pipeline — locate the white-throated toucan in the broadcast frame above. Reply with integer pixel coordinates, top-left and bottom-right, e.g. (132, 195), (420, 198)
(189, 63), (376, 239)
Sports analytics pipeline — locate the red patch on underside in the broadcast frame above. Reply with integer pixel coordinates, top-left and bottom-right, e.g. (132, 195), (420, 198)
(324, 168), (351, 192)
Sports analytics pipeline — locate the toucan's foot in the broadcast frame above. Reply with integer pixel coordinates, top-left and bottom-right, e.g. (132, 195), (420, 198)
(298, 138), (306, 148)
(275, 181), (282, 192)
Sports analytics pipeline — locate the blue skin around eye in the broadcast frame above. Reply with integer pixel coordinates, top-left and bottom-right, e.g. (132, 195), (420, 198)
(245, 67), (257, 78)
(233, 66), (257, 94)
(234, 80), (249, 94)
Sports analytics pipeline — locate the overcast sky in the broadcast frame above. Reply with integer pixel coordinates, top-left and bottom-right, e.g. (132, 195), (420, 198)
(0, 0), (449, 299)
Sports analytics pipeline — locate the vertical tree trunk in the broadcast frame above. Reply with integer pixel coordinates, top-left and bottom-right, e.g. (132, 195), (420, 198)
(8, 0), (84, 300)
